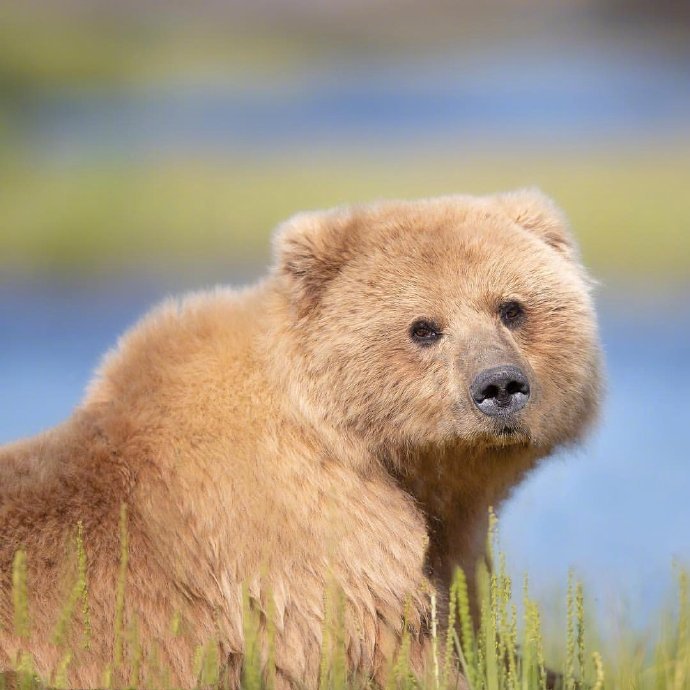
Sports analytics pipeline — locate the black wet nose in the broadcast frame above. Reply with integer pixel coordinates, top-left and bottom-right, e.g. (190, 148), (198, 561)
(470, 365), (530, 417)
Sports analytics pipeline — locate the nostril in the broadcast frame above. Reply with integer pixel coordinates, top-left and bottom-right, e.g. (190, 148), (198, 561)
(479, 384), (499, 401)
(506, 380), (529, 396)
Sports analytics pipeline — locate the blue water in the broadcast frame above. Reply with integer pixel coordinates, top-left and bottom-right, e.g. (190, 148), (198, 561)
(1, 277), (689, 628)
(17, 46), (690, 160)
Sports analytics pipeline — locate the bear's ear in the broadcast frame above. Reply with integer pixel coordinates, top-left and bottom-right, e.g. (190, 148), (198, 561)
(496, 188), (578, 261)
(273, 208), (356, 315)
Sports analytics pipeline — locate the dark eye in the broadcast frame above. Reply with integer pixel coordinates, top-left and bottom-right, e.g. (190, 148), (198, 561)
(410, 319), (442, 345)
(499, 301), (525, 328)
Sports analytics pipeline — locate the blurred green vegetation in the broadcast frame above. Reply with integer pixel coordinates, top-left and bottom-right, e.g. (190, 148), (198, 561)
(0, 5), (457, 95)
(0, 11), (313, 94)
(1, 151), (689, 282)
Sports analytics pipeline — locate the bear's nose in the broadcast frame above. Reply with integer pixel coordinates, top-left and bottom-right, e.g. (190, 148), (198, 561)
(470, 365), (530, 417)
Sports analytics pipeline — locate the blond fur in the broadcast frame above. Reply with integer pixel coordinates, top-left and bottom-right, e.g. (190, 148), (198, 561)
(0, 190), (602, 688)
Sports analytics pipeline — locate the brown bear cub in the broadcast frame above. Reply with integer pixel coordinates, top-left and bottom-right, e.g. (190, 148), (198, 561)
(0, 190), (602, 688)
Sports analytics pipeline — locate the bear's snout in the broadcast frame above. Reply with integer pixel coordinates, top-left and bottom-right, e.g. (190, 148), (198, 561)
(470, 365), (531, 417)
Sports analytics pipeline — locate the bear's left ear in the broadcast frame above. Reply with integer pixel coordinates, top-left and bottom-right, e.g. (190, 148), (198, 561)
(496, 188), (578, 261)
(273, 208), (356, 315)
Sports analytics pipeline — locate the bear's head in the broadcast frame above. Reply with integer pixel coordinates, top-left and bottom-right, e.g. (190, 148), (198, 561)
(273, 190), (602, 455)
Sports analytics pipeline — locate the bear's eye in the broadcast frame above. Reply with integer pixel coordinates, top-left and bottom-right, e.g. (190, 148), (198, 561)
(499, 301), (525, 328)
(410, 319), (442, 345)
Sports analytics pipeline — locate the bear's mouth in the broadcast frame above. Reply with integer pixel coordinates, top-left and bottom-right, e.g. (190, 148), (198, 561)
(479, 421), (531, 447)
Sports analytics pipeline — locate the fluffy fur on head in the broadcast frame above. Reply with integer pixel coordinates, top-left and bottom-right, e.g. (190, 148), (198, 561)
(273, 190), (602, 453)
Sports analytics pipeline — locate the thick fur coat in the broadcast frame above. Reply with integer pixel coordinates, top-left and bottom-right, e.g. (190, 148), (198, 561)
(0, 190), (602, 688)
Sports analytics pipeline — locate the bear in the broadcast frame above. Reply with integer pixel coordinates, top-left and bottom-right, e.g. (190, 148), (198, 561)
(0, 189), (602, 689)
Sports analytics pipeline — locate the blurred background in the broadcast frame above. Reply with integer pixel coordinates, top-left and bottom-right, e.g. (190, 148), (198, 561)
(1, 0), (689, 633)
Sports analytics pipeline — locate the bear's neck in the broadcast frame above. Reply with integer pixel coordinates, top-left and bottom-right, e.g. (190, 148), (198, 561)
(394, 441), (545, 603)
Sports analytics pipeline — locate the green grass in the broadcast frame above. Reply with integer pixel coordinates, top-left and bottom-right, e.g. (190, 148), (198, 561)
(2, 509), (690, 690)
(1, 150), (690, 283)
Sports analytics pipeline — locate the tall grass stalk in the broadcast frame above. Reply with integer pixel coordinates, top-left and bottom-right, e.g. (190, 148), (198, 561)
(108, 502), (130, 687)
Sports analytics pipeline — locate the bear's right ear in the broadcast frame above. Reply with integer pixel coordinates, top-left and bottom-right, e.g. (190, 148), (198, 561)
(273, 209), (355, 315)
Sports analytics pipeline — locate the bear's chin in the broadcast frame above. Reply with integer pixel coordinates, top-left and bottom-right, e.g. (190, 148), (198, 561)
(474, 424), (532, 449)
